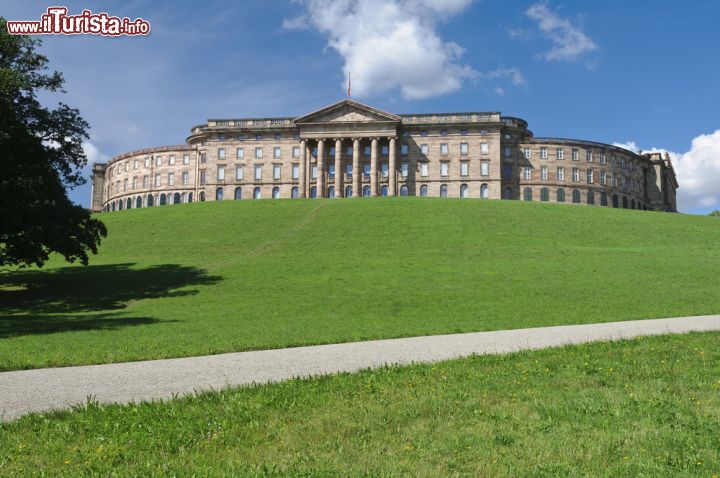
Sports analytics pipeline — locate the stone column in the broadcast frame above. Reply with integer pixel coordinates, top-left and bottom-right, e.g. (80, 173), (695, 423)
(299, 140), (307, 198)
(388, 137), (397, 196)
(317, 139), (325, 198)
(370, 137), (379, 197)
(352, 138), (360, 198)
(335, 138), (343, 198)
(305, 142), (312, 198)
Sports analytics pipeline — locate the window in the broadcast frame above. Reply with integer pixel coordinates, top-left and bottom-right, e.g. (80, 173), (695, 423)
(123, 179), (128, 191)
(363, 185), (371, 197)
(460, 161), (469, 177)
(255, 147), (263, 159)
(274, 147), (281, 159)
(586, 150), (593, 162)
(254, 165), (262, 180)
(440, 129), (448, 136)
(481, 183), (489, 199)
(401, 144), (409, 155)
(310, 186), (317, 198)
(272, 187), (280, 199)
(312, 164), (318, 179)
(132, 177), (137, 189)
(400, 185), (409, 196)
(200, 153), (207, 164)
(217, 166), (225, 181)
(503, 163), (513, 179)
(522, 148), (531, 159)
(381, 163), (388, 178)
(572, 189), (581, 203)
(503, 187), (513, 200)
(291, 187), (299, 198)
(145, 157), (150, 168)
(236, 148), (244, 159)
(400, 162), (409, 178)
(363, 146), (370, 156)
(256, 135), (263, 141)
(236, 165), (244, 180)
(182, 172), (189, 185)
(420, 130), (428, 137)
(440, 184), (448, 198)
(346, 164), (353, 178)
(273, 164), (281, 180)
(541, 166), (548, 180)
(460, 184), (469, 198)
(292, 163), (299, 179)
(621, 158), (626, 169)
(572, 167), (580, 182)
(346, 146), (353, 156)
(169, 155), (176, 165)
(601, 192), (608, 206)
(504, 147), (512, 158)
(274, 134), (282, 140)
(292, 146), (300, 158)
(420, 163), (429, 177)
(168, 172), (175, 185)
(312, 147), (318, 156)
(480, 142), (489, 155)
(218, 134), (225, 141)
(524, 167), (532, 180)
(253, 187), (261, 199)
(380, 185), (387, 197)
(587, 169), (594, 184)
(381, 145), (388, 156)
(600, 170), (607, 185)
(541, 187), (549, 201)
(572, 149), (579, 161)
(183, 154), (190, 165)
(216, 187), (223, 201)
(481, 161), (489, 177)
(440, 143), (448, 156)
(440, 162), (449, 177)
(600, 153), (606, 164)
(156, 156), (162, 166)
(328, 164), (335, 179)
(125, 162), (129, 172)
(143, 175), (149, 188)
(235, 187), (242, 200)
(540, 147), (548, 159)
(556, 148), (564, 160)
(154, 173), (161, 187)
(587, 190), (595, 205)
(420, 184), (428, 197)
(557, 188), (566, 203)
(133, 159), (138, 170)
(524, 187), (533, 201)
(460, 143), (468, 155)
(421, 144), (429, 155)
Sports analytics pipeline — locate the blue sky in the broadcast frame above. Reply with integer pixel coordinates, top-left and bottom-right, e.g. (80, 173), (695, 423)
(3, 0), (720, 213)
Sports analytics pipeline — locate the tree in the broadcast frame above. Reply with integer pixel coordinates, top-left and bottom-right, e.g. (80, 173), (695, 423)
(710, 210), (720, 218)
(0, 18), (106, 269)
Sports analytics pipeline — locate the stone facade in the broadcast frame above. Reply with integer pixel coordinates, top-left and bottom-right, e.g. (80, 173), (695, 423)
(92, 99), (678, 213)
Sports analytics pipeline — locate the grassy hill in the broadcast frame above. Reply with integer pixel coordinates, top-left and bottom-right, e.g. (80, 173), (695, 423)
(1, 198), (720, 370)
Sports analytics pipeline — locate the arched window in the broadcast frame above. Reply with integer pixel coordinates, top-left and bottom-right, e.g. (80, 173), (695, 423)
(420, 184), (428, 197)
(254, 187), (262, 199)
(291, 186), (299, 198)
(216, 187), (223, 201)
(631, 199), (636, 209)
(310, 186), (317, 198)
(111, 202), (116, 211)
(460, 184), (468, 198)
(174, 192), (181, 205)
(440, 184), (448, 198)
(612, 194), (619, 208)
(272, 186), (280, 199)
(400, 185), (409, 196)
(540, 187), (549, 202)
(345, 185), (352, 198)
(147, 194), (154, 207)
(126, 198), (132, 209)
(503, 187), (513, 200)
(622, 196), (628, 209)
(380, 185), (388, 197)
(601, 192), (608, 206)
(234, 187), (242, 200)
(587, 191), (595, 205)
(160, 193), (167, 206)
(136, 196), (142, 208)
(328, 186), (335, 198)
(363, 185), (371, 197)
(188, 192), (193, 203)
(557, 188), (565, 203)
(524, 187), (533, 201)
(481, 183), (489, 199)
(572, 189), (581, 204)
(118, 200), (124, 210)
(200, 191), (206, 202)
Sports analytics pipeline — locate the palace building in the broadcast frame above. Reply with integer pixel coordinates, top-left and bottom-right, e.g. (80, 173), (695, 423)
(91, 99), (678, 212)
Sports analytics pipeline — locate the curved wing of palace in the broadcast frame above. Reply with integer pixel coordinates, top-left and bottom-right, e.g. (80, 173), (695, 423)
(91, 99), (678, 212)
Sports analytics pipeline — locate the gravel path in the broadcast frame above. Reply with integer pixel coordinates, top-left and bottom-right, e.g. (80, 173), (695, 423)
(2, 315), (719, 421)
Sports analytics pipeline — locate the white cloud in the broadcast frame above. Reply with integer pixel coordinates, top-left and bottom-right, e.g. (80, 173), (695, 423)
(526, 2), (597, 62)
(285, 0), (491, 99)
(615, 130), (720, 213)
(612, 141), (639, 153)
(282, 15), (309, 30)
(478, 67), (527, 88)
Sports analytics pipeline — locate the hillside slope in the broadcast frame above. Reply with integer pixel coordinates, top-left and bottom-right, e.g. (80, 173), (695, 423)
(1, 198), (719, 370)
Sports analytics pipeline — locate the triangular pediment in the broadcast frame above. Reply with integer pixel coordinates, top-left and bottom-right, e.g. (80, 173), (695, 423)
(294, 99), (401, 124)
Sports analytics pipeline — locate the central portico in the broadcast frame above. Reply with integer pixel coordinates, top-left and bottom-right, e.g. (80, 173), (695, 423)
(294, 100), (401, 198)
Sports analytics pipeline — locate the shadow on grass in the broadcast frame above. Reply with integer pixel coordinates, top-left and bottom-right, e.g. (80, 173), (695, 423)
(0, 263), (222, 338)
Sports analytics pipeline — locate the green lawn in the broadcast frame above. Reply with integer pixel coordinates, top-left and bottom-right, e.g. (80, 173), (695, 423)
(1, 198), (719, 371)
(1, 332), (718, 476)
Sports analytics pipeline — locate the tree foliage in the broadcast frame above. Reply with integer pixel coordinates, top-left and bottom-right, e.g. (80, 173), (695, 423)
(0, 18), (107, 269)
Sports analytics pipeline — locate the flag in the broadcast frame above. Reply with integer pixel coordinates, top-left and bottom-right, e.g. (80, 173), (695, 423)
(347, 72), (351, 97)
